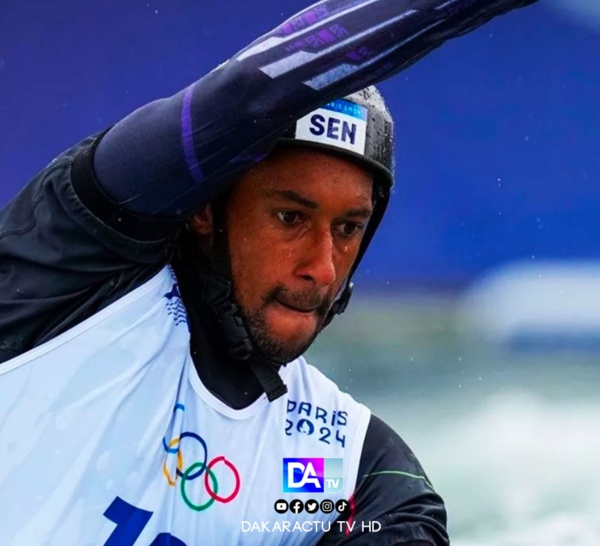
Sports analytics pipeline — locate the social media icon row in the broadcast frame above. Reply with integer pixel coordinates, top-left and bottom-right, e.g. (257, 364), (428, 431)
(274, 499), (349, 515)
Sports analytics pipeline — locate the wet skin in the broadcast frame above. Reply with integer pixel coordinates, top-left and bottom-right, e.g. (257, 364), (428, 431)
(189, 147), (374, 363)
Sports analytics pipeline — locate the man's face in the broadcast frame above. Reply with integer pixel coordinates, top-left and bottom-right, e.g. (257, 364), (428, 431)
(192, 147), (374, 363)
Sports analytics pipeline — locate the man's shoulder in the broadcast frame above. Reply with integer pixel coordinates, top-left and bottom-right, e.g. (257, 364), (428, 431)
(288, 363), (449, 544)
(52, 134), (102, 168)
(0, 133), (167, 364)
(287, 356), (367, 408)
(360, 414), (427, 476)
(0, 133), (100, 222)
(283, 357), (371, 456)
(287, 360), (413, 453)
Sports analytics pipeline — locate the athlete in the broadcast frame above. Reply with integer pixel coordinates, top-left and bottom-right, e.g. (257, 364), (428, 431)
(0, 0), (537, 544)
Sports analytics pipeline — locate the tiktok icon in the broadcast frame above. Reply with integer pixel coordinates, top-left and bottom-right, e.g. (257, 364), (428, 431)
(335, 499), (349, 514)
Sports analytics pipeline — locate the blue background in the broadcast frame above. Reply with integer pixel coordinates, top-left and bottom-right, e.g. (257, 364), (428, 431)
(1, 0), (598, 287)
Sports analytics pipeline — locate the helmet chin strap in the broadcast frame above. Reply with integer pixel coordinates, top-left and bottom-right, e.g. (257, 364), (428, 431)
(199, 271), (253, 361)
(196, 252), (353, 401)
(194, 199), (289, 402)
(323, 281), (354, 328)
(197, 269), (289, 402)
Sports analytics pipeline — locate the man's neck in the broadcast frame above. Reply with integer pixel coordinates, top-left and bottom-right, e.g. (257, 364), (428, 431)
(173, 252), (270, 409)
(189, 306), (267, 409)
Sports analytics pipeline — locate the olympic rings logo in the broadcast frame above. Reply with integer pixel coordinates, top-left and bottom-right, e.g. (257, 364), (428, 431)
(161, 404), (241, 512)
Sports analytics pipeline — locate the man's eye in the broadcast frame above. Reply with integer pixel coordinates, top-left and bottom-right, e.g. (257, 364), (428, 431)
(337, 221), (364, 238)
(277, 211), (302, 225)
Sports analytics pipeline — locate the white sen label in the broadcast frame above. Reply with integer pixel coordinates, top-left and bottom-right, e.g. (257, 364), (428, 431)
(295, 99), (368, 155)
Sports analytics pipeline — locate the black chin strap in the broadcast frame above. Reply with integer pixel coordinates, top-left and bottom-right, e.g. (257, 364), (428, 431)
(199, 272), (253, 361)
(194, 237), (288, 402)
(191, 204), (287, 402)
(248, 356), (289, 402)
(323, 281), (354, 328)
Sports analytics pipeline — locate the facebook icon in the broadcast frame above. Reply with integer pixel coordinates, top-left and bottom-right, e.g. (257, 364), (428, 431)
(290, 499), (304, 514)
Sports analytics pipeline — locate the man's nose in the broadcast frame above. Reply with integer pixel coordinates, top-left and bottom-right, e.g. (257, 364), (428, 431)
(296, 229), (337, 287)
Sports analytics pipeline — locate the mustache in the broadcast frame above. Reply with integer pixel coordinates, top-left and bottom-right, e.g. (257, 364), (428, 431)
(264, 285), (332, 316)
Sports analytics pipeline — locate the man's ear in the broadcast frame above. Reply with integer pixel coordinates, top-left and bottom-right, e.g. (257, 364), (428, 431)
(188, 204), (214, 235)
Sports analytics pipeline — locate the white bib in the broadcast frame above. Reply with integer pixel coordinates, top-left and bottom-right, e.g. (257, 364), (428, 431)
(0, 267), (370, 546)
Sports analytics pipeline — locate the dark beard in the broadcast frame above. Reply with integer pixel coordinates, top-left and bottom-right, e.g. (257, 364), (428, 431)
(237, 285), (332, 365)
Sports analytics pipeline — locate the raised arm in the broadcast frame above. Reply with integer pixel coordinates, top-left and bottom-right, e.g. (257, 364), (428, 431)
(93, 0), (538, 217)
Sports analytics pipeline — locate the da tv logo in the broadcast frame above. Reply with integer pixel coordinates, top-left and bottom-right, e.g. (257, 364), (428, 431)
(283, 458), (343, 493)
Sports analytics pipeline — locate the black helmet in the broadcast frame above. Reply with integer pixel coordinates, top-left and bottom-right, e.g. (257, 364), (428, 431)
(278, 86), (395, 323)
(280, 86), (394, 192)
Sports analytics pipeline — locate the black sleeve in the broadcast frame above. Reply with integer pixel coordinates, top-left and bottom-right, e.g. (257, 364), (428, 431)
(316, 415), (448, 546)
(92, 0), (539, 217)
(0, 135), (180, 364)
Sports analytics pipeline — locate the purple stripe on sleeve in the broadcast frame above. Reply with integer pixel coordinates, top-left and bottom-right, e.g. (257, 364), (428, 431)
(181, 85), (204, 183)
